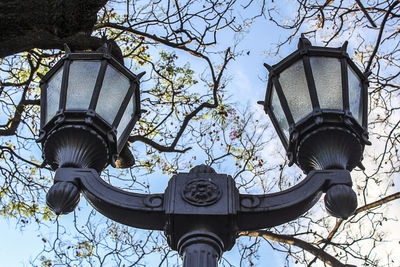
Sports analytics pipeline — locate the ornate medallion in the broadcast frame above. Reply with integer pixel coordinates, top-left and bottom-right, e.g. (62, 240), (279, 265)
(182, 179), (221, 206)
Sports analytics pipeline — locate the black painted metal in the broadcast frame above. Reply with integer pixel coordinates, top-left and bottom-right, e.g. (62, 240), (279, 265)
(325, 184), (357, 219)
(341, 42), (350, 111)
(89, 59), (108, 110)
(46, 181), (80, 215)
(43, 125), (109, 171)
(296, 126), (363, 173)
(39, 45), (142, 169)
(299, 35), (320, 109)
(113, 83), (135, 128)
(262, 72), (290, 148)
(361, 71), (370, 129)
(263, 36), (370, 172)
(39, 82), (48, 143)
(178, 231), (223, 267)
(39, 39), (367, 267)
(59, 59), (70, 110)
(51, 167), (165, 230)
(114, 143), (135, 168)
(45, 164), (358, 266)
(164, 165), (238, 253)
(302, 55), (320, 109)
(271, 76), (295, 127)
(237, 169), (354, 230)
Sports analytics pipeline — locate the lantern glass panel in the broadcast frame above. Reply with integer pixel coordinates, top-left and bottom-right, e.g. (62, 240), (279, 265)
(279, 60), (312, 122)
(45, 66), (64, 124)
(270, 85), (289, 143)
(66, 60), (101, 110)
(310, 57), (342, 110)
(96, 65), (131, 125)
(117, 96), (135, 146)
(348, 65), (363, 124)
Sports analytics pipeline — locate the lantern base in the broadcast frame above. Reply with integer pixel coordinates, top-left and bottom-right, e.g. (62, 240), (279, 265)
(296, 126), (363, 174)
(43, 125), (109, 172)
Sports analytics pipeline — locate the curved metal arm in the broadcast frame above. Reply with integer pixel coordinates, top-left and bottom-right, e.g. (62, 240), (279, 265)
(53, 168), (166, 230)
(237, 169), (352, 230)
(48, 166), (356, 267)
(50, 167), (354, 232)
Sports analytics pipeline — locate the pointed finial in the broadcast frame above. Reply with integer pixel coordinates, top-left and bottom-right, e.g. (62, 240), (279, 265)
(40, 159), (47, 168)
(105, 42), (112, 54)
(341, 41), (349, 51)
(298, 34), (312, 50)
(102, 43), (109, 54)
(95, 43), (110, 54)
(137, 71), (146, 80)
(263, 63), (273, 72)
(357, 161), (366, 171)
(364, 70), (372, 77)
(257, 101), (265, 105)
(63, 43), (71, 54)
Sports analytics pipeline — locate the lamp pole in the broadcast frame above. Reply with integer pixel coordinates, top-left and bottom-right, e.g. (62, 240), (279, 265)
(39, 36), (369, 266)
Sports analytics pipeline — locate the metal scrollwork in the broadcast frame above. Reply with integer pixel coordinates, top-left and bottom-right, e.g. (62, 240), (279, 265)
(143, 195), (163, 208)
(182, 179), (221, 206)
(240, 195), (261, 209)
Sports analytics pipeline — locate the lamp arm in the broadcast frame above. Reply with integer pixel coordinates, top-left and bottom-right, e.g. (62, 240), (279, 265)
(237, 169), (353, 230)
(52, 168), (166, 230)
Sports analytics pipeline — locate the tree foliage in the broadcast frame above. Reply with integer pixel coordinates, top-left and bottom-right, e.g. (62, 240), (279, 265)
(0, 0), (399, 266)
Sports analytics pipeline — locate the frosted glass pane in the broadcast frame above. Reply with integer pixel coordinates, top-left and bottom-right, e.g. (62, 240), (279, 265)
(66, 60), (101, 110)
(45, 66), (63, 124)
(311, 57), (342, 110)
(279, 60), (312, 122)
(348, 66), (363, 124)
(96, 65), (131, 124)
(117, 97), (135, 144)
(270, 86), (289, 143)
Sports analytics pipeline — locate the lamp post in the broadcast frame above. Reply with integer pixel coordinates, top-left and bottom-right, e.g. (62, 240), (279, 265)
(39, 37), (369, 266)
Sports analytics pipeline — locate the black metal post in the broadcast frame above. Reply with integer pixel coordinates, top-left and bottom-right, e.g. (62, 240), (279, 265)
(178, 231), (223, 267)
(163, 165), (238, 266)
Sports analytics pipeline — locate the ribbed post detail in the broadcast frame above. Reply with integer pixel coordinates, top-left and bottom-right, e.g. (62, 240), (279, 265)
(178, 231), (223, 267)
(182, 243), (219, 267)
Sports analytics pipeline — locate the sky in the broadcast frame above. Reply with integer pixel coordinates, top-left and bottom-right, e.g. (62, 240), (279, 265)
(1, 0), (400, 266)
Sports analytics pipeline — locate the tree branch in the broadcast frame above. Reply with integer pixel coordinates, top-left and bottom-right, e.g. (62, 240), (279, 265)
(129, 48), (232, 153)
(365, 0), (399, 72)
(354, 0), (377, 28)
(238, 230), (346, 266)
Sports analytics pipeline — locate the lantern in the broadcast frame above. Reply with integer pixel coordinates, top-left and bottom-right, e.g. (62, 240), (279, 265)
(263, 36), (370, 173)
(38, 45), (142, 171)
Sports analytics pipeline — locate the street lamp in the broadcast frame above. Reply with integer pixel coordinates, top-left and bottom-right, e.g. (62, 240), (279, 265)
(38, 44), (143, 214)
(39, 37), (369, 267)
(261, 35), (370, 218)
(38, 44), (142, 171)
